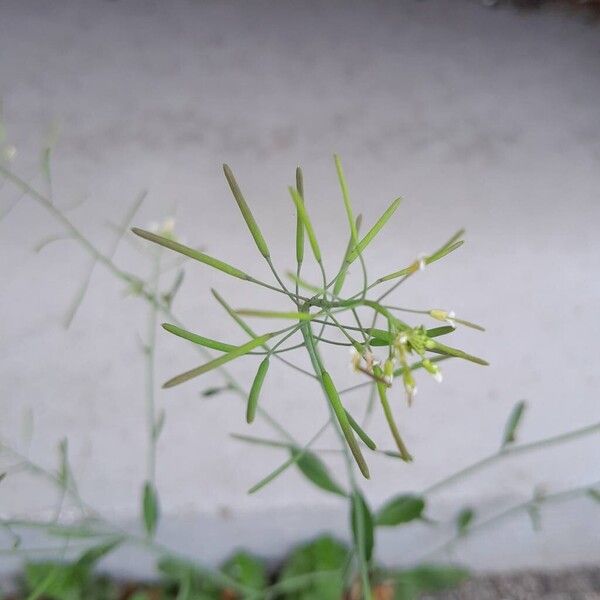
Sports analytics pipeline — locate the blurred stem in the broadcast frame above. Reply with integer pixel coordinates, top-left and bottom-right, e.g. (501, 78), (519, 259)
(0, 165), (293, 443)
(423, 420), (600, 495)
(146, 251), (161, 484)
(423, 479), (600, 560)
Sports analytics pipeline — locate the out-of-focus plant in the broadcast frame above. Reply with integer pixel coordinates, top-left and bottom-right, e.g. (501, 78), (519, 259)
(1, 125), (599, 599)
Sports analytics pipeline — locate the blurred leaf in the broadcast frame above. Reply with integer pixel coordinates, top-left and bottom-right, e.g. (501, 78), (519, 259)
(221, 551), (267, 591)
(25, 562), (81, 600)
(201, 385), (230, 397)
(142, 481), (159, 537)
(350, 491), (374, 563)
(74, 537), (124, 570)
(392, 564), (469, 600)
(375, 494), (425, 527)
(158, 556), (218, 599)
(291, 448), (347, 497)
(587, 488), (600, 503)
(502, 401), (527, 447)
(456, 507), (475, 536)
(277, 536), (348, 599)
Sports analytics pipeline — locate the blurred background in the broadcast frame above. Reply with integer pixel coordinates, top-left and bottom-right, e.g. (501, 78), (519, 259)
(1, 0), (599, 582)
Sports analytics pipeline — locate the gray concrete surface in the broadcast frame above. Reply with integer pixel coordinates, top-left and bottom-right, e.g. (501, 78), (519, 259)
(0, 0), (599, 576)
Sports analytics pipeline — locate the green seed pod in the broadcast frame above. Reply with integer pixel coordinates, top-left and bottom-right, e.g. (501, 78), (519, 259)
(321, 371), (370, 479)
(223, 164), (270, 259)
(374, 365), (412, 462)
(131, 228), (251, 281)
(295, 167), (305, 266)
(247, 357), (270, 423)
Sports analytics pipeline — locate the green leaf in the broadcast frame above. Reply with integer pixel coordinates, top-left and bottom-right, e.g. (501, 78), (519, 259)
(142, 481), (159, 537)
(295, 166), (305, 266)
(502, 401), (527, 447)
(24, 562), (81, 600)
(321, 371), (369, 479)
(392, 565), (469, 600)
(277, 536), (348, 600)
(162, 323), (237, 353)
(221, 551), (267, 591)
(375, 494), (425, 527)
(350, 491), (374, 563)
(131, 228), (251, 281)
(456, 507), (475, 536)
(223, 164), (270, 259)
(289, 187), (322, 263)
(163, 333), (274, 388)
(247, 357), (270, 423)
(346, 196), (402, 265)
(291, 448), (346, 496)
(201, 385), (230, 397)
(587, 488), (600, 503)
(75, 537), (124, 570)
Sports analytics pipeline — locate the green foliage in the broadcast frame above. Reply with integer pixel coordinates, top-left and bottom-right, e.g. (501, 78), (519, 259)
(375, 495), (425, 527)
(291, 447), (347, 496)
(1, 154), (505, 600)
(24, 539), (123, 600)
(142, 481), (160, 537)
(390, 565), (470, 600)
(456, 507), (475, 536)
(502, 400), (527, 447)
(351, 492), (375, 563)
(277, 536), (349, 599)
(221, 551), (268, 592)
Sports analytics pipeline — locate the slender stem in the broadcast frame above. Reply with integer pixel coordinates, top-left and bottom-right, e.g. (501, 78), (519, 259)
(0, 165), (297, 444)
(266, 256), (298, 306)
(300, 321), (372, 600)
(422, 479), (600, 561)
(145, 252), (161, 484)
(0, 447), (255, 596)
(423, 421), (600, 495)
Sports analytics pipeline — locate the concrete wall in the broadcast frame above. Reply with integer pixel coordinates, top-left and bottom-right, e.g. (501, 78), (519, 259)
(1, 0), (599, 574)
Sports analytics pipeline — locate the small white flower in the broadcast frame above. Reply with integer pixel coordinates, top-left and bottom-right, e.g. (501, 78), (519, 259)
(446, 310), (456, 328)
(161, 216), (176, 235)
(417, 253), (427, 271)
(433, 371), (443, 383)
(349, 348), (361, 371)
